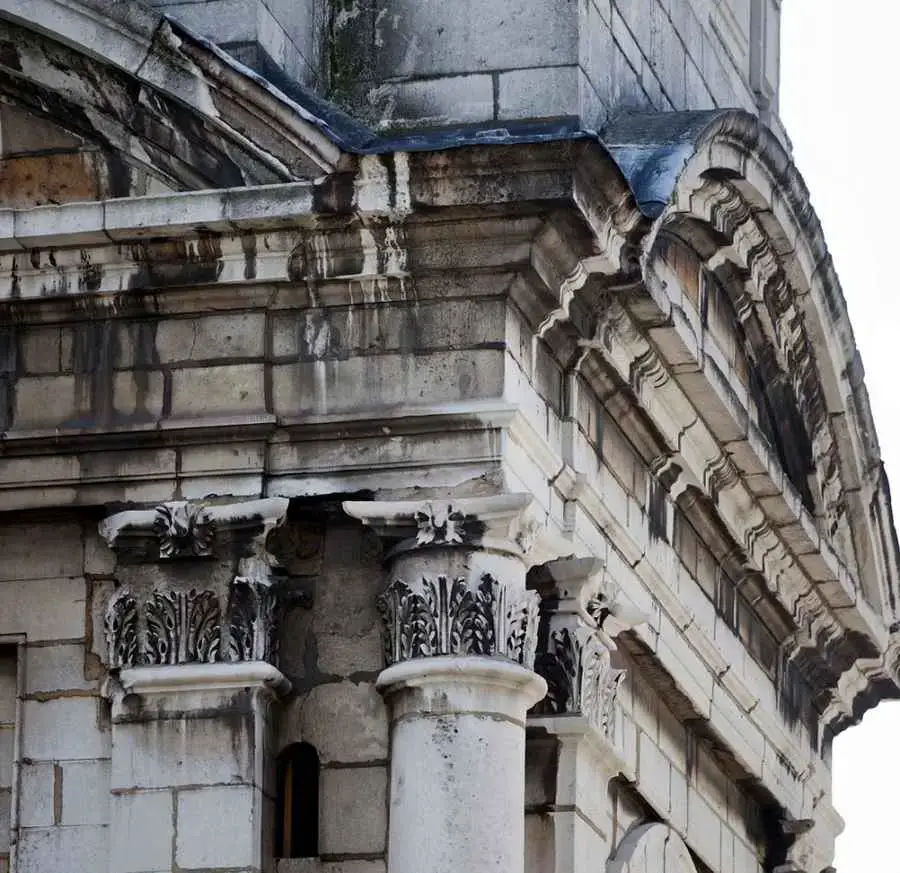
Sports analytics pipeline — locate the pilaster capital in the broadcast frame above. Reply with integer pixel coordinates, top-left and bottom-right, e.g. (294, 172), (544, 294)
(343, 494), (572, 567)
(100, 497), (292, 671)
(530, 557), (640, 740)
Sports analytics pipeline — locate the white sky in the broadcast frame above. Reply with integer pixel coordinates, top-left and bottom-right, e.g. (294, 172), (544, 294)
(779, 2), (900, 869)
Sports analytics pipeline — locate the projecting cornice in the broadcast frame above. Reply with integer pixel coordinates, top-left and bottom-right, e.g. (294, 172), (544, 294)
(597, 109), (900, 725)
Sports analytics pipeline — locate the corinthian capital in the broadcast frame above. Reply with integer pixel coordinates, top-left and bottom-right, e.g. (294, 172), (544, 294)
(101, 498), (291, 670)
(530, 557), (637, 738)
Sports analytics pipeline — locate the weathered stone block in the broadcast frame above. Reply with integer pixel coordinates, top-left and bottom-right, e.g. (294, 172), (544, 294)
(272, 349), (503, 417)
(16, 824), (108, 873)
(370, 75), (495, 130)
(61, 760), (111, 826)
(282, 681), (388, 765)
(0, 577), (86, 642)
(110, 717), (253, 790)
(0, 524), (82, 582)
(498, 66), (580, 120)
(176, 785), (256, 869)
(155, 313), (266, 363)
(20, 328), (61, 375)
(25, 644), (93, 695)
(22, 698), (108, 761)
(373, 0), (577, 79)
(320, 765), (387, 855)
(12, 375), (76, 429)
(112, 371), (165, 420)
(18, 762), (54, 828)
(170, 363), (266, 418)
(110, 791), (172, 873)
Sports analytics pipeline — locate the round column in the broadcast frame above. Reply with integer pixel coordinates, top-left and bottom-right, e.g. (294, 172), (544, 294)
(344, 495), (571, 873)
(378, 656), (545, 873)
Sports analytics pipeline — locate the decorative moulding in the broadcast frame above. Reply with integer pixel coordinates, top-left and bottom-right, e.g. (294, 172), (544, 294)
(376, 653), (547, 709)
(343, 494), (573, 567)
(116, 660), (291, 697)
(99, 497), (289, 562)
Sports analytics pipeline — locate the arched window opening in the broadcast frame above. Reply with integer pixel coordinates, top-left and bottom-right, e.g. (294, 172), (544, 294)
(275, 742), (320, 858)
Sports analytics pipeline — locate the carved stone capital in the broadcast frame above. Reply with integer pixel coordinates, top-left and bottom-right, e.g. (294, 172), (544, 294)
(101, 498), (291, 670)
(377, 574), (540, 669)
(100, 497), (289, 563)
(530, 557), (639, 738)
(105, 562), (283, 670)
(343, 494), (572, 567)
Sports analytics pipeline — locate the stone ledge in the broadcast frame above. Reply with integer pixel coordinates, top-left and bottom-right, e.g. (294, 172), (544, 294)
(115, 660), (290, 696)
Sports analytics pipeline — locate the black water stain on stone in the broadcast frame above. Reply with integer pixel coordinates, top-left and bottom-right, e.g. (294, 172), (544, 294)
(0, 41), (22, 72)
(0, 321), (21, 430)
(240, 231), (257, 280)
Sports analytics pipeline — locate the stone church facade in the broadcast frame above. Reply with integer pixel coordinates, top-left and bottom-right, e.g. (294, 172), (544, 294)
(0, 1), (896, 872)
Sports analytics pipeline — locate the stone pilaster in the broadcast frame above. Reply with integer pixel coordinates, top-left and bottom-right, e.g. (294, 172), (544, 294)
(99, 498), (290, 873)
(344, 494), (571, 873)
(526, 558), (634, 873)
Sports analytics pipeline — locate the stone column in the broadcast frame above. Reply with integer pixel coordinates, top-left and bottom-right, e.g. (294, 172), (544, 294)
(344, 495), (570, 873)
(526, 558), (635, 873)
(98, 498), (290, 873)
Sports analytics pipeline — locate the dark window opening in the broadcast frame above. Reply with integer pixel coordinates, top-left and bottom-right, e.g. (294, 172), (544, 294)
(275, 742), (320, 858)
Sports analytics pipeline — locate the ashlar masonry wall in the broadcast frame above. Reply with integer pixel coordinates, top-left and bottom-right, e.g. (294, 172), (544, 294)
(0, 520), (111, 873)
(149, 0), (782, 131)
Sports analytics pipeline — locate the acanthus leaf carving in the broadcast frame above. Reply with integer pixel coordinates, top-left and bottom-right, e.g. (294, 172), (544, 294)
(105, 592), (139, 670)
(105, 575), (285, 669)
(146, 589), (220, 665)
(376, 574), (539, 668)
(533, 626), (624, 736)
(530, 561), (630, 738)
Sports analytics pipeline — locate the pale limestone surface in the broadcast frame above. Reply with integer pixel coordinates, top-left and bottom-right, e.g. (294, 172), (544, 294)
(0, 3), (892, 873)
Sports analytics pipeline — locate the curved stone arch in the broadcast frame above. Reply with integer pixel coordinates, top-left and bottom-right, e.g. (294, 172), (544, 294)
(607, 823), (699, 873)
(605, 109), (899, 628)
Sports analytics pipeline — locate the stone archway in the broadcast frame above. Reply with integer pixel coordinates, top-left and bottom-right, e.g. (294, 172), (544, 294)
(607, 823), (699, 873)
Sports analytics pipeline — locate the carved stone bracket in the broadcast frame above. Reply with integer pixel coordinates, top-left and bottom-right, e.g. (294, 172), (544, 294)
(377, 574), (540, 668)
(530, 557), (641, 738)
